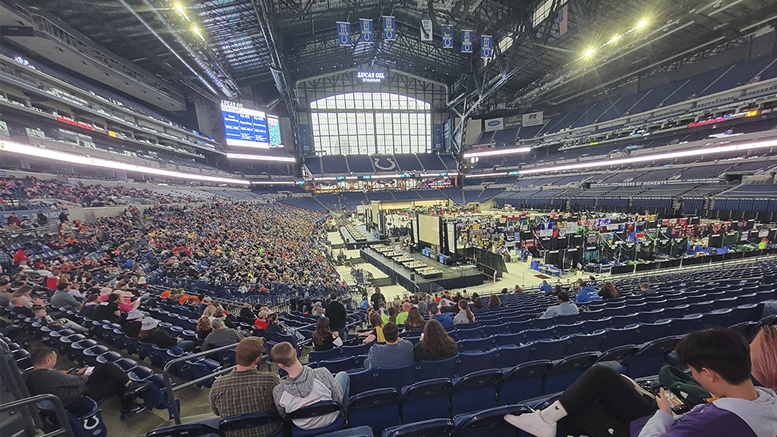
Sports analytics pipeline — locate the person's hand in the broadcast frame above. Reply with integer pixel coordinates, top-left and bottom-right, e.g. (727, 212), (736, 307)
(332, 332), (338, 338)
(656, 388), (672, 414)
(76, 367), (88, 375)
(32, 298), (45, 306)
(176, 337), (183, 343)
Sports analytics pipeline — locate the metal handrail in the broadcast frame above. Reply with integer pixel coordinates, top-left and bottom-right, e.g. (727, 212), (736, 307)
(162, 342), (242, 425)
(0, 394), (74, 437)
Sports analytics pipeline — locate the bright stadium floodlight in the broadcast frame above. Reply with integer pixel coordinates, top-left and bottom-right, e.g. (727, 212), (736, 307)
(192, 26), (204, 40)
(0, 140), (250, 185)
(251, 180), (296, 185)
(636, 19), (648, 29)
(515, 138), (777, 176)
(609, 34), (622, 43)
(464, 172), (509, 178)
(462, 147), (531, 159)
(174, 4), (189, 20)
(583, 48), (596, 57)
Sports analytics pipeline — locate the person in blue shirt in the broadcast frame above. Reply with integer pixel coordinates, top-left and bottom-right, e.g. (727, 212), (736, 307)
(429, 303), (454, 329)
(575, 281), (601, 304)
(540, 292), (579, 319)
(539, 280), (553, 294)
(358, 294), (370, 310)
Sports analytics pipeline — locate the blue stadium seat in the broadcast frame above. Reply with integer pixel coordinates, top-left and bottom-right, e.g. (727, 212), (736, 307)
(667, 314), (703, 334)
(347, 388), (400, 434)
(95, 351), (122, 364)
(551, 322), (584, 339)
(453, 327), (483, 341)
(418, 355), (458, 380)
(542, 352), (597, 394)
(598, 325), (639, 351)
(530, 319), (555, 330)
(114, 358), (139, 373)
(637, 309), (665, 324)
(450, 369), (502, 416)
(728, 304), (763, 325)
(582, 318), (612, 333)
(623, 336), (683, 378)
(218, 412), (284, 437)
(529, 338), (569, 361)
(82, 345), (109, 366)
(287, 400), (345, 437)
(631, 321), (671, 345)
(347, 368), (377, 396)
(697, 309), (732, 329)
(453, 404), (533, 437)
(309, 348), (342, 362)
(552, 313), (580, 325)
(482, 324), (508, 337)
(375, 363), (418, 391)
(316, 426), (373, 437)
(319, 356), (358, 374)
(498, 360), (552, 405)
(381, 418), (455, 437)
(342, 343), (372, 357)
(457, 350), (496, 376)
(458, 337), (494, 352)
(493, 332), (521, 347)
(400, 378), (452, 423)
(595, 345), (639, 364)
(562, 332), (604, 355)
(494, 344), (532, 369)
(609, 314), (639, 329)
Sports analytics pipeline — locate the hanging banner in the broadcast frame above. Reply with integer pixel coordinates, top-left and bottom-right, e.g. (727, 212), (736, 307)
(336, 22), (351, 46)
(442, 25), (454, 48)
(522, 111), (544, 126)
(484, 117), (504, 132)
(461, 30), (473, 53)
(420, 18), (433, 41)
(360, 18), (373, 43)
(481, 34), (493, 59)
(382, 16), (396, 40)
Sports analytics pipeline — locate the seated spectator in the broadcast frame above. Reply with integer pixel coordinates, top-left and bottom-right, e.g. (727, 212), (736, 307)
(196, 316), (213, 340)
(540, 280), (553, 294)
(254, 310), (270, 330)
(489, 294), (503, 308)
(11, 296), (34, 318)
(239, 303), (255, 319)
(413, 319), (458, 362)
(202, 317), (243, 351)
(32, 306), (87, 334)
(358, 294), (369, 310)
(312, 317), (342, 351)
(429, 303), (454, 329)
(138, 318), (195, 352)
(514, 285), (524, 293)
(122, 309), (143, 338)
(600, 281), (620, 300)
(311, 302), (325, 317)
(210, 337), (281, 437)
(505, 327), (777, 437)
(471, 297), (485, 313)
(636, 282), (656, 295)
(364, 322), (413, 369)
(403, 307), (425, 332)
(271, 342), (349, 430)
(23, 347), (148, 419)
(575, 281), (601, 304)
(50, 283), (80, 312)
(359, 312), (385, 343)
(395, 302), (411, 325)
(540, 292), (579, 319)
(90, 293), (121, 322)
(266, 313), (286, 334)
(77, 294), (99, 318)
(751, 326), (776, 390)
(453, 300), (475, 325)
(553, 284), (563, 296)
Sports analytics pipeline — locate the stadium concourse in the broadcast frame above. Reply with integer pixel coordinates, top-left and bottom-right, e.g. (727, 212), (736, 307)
(3, 0), (777, 436)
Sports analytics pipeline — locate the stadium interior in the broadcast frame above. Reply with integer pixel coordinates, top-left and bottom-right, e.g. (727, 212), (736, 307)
(1, 0), (777, 436)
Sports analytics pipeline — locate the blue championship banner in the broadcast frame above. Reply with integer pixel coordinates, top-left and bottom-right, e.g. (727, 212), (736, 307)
(442, 25), (453, 48)
(481, 34), (493, 58)
(360, 18), (373, 43)
(337, 21), (351, 46)
(461, 30), (473, 53)
(383, 16), (396, 40)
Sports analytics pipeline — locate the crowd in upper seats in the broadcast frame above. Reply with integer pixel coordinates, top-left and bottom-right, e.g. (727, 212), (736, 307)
(0, 176), (188, 208)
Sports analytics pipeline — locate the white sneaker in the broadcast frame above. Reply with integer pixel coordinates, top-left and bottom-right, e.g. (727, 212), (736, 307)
(504, 411), (557, 437)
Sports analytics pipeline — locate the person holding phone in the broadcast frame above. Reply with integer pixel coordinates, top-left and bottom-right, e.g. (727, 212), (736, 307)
(504, 328), (777, 437)
(23, 347), (149, 420)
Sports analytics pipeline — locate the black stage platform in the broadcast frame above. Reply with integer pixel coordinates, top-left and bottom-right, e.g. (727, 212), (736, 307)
(360, 247), (484, 293)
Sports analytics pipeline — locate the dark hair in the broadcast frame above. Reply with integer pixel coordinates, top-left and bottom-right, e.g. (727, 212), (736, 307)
(473, 297), (483, 309)
(369, 312), (384, 328)
(57, 283), (68, 291)
(312, 317), (333, 343)
(675, 328), (751, 385)
(269, 341), (296, 367)
(640, 283), (649, 289)
(458, 300), (474, 323)
(330, 292), (338, 301)
(267, 313), (278, 325)
(421, 319), (458, 361)
(107, 294), (120, 303)
(138, 327), (158, 341)
(602, 282), (619, 299)
(383, 322), (399, 342)
(32, 305), (46, 313)
(236, 337), (264, 366)
(579, 281), (587, 288)
(558, 292), (570, 302)
(489, 294), (502, 307)
(31, 347), (55, 365)
(429, 302), (440, 315)
(388, 306), (398, 324)
(554, 285), (563, 294)
(404, 307), (425, 330)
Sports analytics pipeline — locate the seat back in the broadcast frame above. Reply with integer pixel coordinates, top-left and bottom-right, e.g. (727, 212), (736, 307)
(346, 388), (400, 435)
(400, 378), (452, 423)
(453, 404), (533, 437)
(457, 350), (496, 376)
(218, 411), (282, 436)
(542, 352), (597, 395)
(347, 368), (377, 397)
(498, 360), (552, 405)
(450, 369), (502, 416)
(624, 336), (683, 378)
(147, 422), (223, 437)
(375, 363), (418, 391)
(381, 418), (455, 437)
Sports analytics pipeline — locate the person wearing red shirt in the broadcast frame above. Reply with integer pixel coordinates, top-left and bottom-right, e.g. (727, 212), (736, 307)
(12, 249), (28, 264)
(46, 272), (60, 290)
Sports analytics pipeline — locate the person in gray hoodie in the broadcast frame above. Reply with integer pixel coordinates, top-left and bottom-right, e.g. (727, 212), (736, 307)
(270, 342), (350, 431)
(505, 327), (777, 437)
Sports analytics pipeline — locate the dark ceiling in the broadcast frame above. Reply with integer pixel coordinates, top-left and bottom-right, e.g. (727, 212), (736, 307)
(25, 0), (777, 115)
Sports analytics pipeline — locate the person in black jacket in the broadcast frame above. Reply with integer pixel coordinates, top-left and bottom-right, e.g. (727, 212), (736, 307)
(326, 292), (347, 340)
(312, 317), (342, 351)
(122, 309), (143, 338)
(137, 318), (195, 351)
